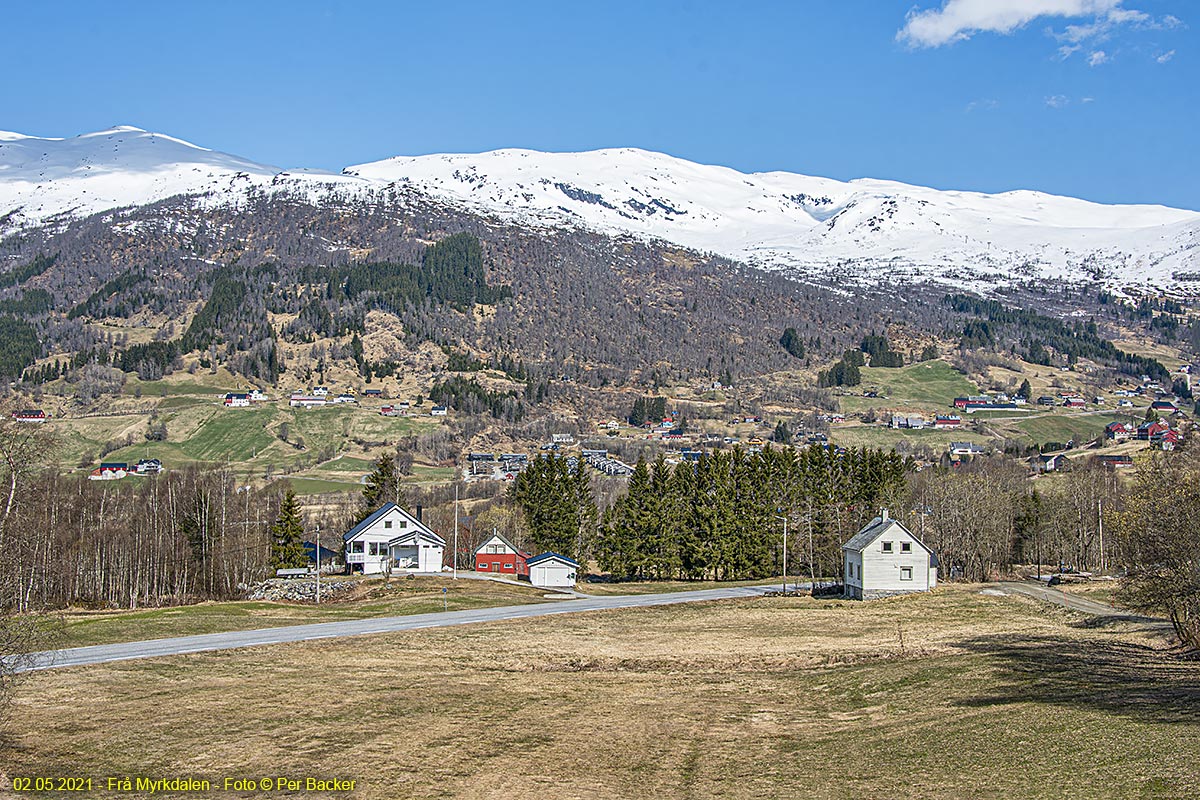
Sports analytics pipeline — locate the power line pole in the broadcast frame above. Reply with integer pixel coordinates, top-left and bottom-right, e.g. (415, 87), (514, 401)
(315, 523), (321, 605)
(452, 483), (460, 578)
(774, 515), (788, 595)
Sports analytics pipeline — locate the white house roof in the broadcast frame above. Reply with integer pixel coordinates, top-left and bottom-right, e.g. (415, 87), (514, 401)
(473, 531), (527, 556)
(343, 502), (445, 546)
(842, 513), (935, 560)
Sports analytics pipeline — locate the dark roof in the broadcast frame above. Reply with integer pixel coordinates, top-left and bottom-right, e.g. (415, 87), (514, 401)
(527, 551), (579, 567)
(304, 541), (341, 561)
(842, 514), (935, 559)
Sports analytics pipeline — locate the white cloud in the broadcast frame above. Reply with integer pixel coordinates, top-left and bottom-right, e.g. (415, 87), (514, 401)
(1156, 49), (1176, 63)
(1045, 94), (1071, 108)
(966, 98), (1000, 112)
(1081, 96), (1096, 103)
(898, 0), (1124, 48)
(898, 0), (1181, 56)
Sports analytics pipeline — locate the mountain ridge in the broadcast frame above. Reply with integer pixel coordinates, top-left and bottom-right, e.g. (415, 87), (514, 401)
(1, 125), (1197, 291)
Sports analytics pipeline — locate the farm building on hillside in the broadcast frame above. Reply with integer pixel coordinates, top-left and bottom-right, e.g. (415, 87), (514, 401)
(343, 503), (445, 575)
(223, 393), (251, 407)
(527, 552), (579, 588)
(473, 532), (529, 576)
(12, 409), (47, 423)
(88, 463), (129, 481)
(842, 511), (937, 600)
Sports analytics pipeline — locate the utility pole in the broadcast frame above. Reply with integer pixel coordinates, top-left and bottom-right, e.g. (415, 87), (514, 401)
(315, 523), (321, 605)
(1097, 498), (1104, 574)
(453, 483), (459, 580)
(773, 515), (788, 595)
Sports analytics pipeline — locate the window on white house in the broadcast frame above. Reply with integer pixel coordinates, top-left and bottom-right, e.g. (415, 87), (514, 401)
(384, 521), (392, 529)
(900, 567), (913, 581)
(881, 541), (893, 553)
(901, 542), (912, 553)
(350, 542), (364, 553)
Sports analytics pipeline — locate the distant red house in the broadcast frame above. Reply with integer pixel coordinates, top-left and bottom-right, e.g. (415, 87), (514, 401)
(474, 532), (529, 577)
(1105, 421), (1135, 441)
(11, 409), (46, 423)
(1138, 421), (1170, 441)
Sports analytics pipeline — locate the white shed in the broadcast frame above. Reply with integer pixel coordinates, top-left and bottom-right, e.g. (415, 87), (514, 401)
(343, 503), (445, 575)
(527, 552), (579, 589)
(842, 510), (937, 600)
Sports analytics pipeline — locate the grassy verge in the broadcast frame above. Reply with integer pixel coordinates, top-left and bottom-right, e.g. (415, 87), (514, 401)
(56, 577), (555, 648)
(6, 585), (1196, 799)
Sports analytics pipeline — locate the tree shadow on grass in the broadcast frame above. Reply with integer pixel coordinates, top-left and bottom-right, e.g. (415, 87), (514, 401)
(952, 631), (1200, 725)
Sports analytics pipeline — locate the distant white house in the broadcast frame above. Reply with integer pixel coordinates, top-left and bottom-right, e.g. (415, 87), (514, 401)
(843, 511), (937, 600)
(290, 393), (327, 408)
(223, 392), (251, 408)
(431, 406), (448, 416)
(527, 552), (579, 588)
(343, 503), (445, 575)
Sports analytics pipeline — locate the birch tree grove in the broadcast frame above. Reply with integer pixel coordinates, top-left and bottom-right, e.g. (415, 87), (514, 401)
(0, 459), (281, 612)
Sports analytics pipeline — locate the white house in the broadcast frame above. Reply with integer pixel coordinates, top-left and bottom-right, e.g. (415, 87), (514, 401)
(842, 510), (937, 600)
(527, 552), (579, 588)
(343, 503), (445, 575)
(223, 393), (251, 407)
(431, 406), (448, 416)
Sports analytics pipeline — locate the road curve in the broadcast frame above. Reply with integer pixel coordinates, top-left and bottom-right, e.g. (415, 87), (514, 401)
(13, 585), (781, 674)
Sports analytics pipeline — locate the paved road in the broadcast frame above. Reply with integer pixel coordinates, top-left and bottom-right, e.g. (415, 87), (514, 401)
(12, 584), (789, 674)
(995, 580), (1165, 621)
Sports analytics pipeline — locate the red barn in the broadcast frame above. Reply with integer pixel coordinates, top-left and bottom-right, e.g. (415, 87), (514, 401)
(474, 532), (529, 577)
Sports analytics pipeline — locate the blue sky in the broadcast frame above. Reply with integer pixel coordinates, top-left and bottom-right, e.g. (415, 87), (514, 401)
(3, 0), (1195, 208)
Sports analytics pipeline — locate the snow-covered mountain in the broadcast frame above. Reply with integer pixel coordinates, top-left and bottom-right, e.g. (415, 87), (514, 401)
(2, 126), (1198, 290)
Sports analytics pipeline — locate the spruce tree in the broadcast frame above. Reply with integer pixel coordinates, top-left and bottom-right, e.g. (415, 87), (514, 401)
(357, 453), (404, 522)
(270, 490), (309, 570)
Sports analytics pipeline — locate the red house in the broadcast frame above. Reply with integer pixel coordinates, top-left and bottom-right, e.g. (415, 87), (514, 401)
(1138, 421), (1170, 441)
(474, 532), (529, 577)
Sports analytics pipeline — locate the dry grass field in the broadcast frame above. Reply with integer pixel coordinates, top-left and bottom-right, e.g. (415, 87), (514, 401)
(55, 577), (555, 648)
(2, 585), (1198, 799)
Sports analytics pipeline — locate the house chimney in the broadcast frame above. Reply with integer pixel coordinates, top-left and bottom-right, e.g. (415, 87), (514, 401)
(881, 508), (889, 521)
(416, 504), (423, 522)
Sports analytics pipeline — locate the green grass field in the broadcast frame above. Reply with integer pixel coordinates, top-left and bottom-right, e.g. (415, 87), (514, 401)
(830, 424), (991, 450)
(46, 392), (444, 490)
(1003, 413), (1134, 447)
(838, 360), (979, 414)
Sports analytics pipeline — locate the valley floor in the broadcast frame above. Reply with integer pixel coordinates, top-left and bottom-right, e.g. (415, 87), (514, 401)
(3, 585), (1196, 799)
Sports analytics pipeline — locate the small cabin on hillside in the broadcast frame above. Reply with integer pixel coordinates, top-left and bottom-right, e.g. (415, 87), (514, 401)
(343, 503), (445, 575)
(843, 511), (937, 600)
